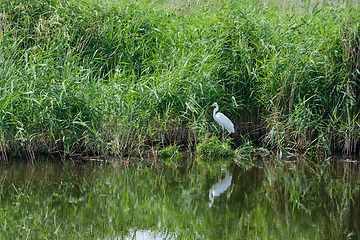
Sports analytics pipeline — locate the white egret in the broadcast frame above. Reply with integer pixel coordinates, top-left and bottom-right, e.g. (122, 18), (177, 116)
(211, 102), (234, 138)
(208, 174), (232, 207)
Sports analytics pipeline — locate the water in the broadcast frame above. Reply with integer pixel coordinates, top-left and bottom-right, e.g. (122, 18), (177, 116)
(0, 158), (359, 239)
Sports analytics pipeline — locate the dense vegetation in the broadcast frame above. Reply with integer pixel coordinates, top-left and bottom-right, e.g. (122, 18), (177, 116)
(0, 0), (359, 160)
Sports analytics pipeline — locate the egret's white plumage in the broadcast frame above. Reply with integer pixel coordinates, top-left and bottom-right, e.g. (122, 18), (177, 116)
(211, 102), (234, 137)
(208, 174), (232, 207)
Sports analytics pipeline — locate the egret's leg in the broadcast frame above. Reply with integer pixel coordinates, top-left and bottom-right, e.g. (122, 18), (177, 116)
(222, 127), (225, 142)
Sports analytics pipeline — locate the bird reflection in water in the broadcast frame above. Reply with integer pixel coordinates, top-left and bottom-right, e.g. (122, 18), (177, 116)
(208, 174), (232, 208)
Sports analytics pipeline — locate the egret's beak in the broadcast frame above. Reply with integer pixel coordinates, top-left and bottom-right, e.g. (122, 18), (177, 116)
(211, 103), (215, 107)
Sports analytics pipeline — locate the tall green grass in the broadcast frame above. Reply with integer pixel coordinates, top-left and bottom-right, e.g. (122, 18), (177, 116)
(0, 0), (359, 159)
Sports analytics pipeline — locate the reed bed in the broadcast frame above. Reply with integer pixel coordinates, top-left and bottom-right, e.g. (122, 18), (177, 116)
(0, 0), (359, 160)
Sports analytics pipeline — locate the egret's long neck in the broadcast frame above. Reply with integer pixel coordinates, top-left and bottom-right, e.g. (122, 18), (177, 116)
(209, 190), (215, 208)
(213, 106), (218, 118)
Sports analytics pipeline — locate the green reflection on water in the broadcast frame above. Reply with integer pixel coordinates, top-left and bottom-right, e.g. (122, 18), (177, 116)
(0, 159), (359, 239)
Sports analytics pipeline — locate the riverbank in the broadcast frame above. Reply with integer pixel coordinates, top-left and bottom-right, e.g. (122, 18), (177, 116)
(0, 0), (359, 161)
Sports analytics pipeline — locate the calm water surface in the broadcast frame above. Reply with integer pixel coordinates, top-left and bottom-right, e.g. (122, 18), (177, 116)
(0, 158), (359, 239)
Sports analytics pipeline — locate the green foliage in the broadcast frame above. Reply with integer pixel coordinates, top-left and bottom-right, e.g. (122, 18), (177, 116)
(234, 138), (269, 166)
(158, 144), (182, 165)
(0, 0), (359, 159)
(196, 135), (234, 159)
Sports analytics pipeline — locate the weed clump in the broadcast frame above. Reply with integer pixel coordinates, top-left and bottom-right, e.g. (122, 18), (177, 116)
(158, 144), (182, 161)
(196, 135), (234, 160)
(234, 139), (270, 167)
